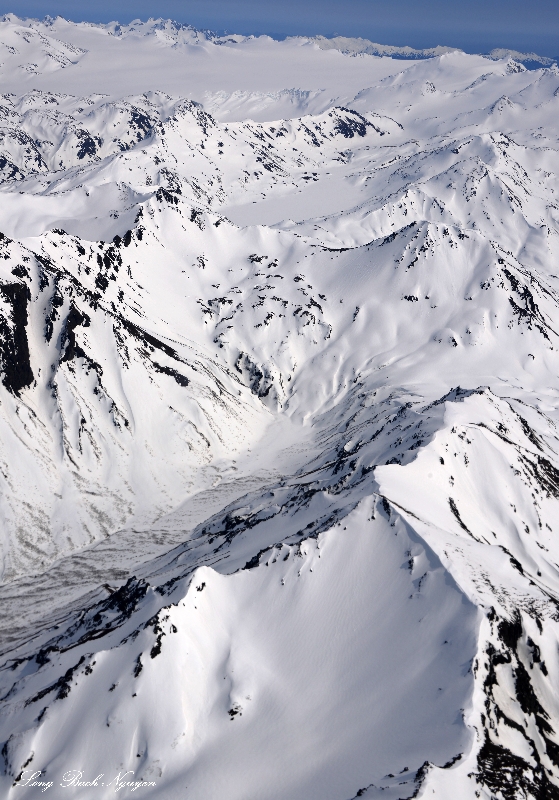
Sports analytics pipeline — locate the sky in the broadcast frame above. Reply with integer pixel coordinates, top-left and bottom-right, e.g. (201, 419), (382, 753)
(5, 0), (559, 56)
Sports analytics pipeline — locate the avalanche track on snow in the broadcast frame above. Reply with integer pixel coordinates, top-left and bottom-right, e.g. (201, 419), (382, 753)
(1, 14), (559, 800)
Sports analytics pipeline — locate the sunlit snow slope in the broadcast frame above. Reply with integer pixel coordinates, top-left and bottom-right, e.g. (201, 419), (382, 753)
(1, 15), (559, 800)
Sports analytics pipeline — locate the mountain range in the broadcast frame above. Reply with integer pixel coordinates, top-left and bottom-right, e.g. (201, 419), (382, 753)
(1, 13), (559, 800)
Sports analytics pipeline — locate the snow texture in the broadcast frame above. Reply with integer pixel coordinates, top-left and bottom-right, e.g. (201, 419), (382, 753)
(0, 14), (559, 800)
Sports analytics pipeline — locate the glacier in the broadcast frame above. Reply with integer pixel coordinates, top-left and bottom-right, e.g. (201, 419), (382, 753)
(0, 14), (559, 800)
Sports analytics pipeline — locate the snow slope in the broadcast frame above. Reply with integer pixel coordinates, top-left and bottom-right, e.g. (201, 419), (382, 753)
(1, 14), (559, 800)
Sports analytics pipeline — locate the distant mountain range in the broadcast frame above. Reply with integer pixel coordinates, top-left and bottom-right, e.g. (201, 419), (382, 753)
(2, 13), (558, 69)
(307, 35), (559, 68)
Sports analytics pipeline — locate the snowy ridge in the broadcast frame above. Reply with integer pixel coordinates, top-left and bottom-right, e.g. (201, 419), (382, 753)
(0, 14), (559, 800)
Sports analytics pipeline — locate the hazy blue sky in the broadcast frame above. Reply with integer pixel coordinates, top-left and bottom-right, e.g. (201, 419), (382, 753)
(6, 0), (559, 56)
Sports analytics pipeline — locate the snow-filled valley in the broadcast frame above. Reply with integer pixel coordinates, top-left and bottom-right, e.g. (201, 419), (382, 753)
(1, 13), (559, 799)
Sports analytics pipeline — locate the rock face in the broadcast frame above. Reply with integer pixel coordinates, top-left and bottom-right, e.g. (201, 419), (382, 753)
(1, 15), (559, 800)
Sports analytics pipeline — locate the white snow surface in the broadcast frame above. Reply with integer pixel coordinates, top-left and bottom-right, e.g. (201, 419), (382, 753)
(0, 14), (559, 800)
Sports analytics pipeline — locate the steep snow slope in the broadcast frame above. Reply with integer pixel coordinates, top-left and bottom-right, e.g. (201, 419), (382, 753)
(1, 15), (559, 800)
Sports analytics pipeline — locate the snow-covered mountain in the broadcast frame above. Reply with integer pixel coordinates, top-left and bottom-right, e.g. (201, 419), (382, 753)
(1, 14), (559, 800)
(304, 36), (559, 69)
